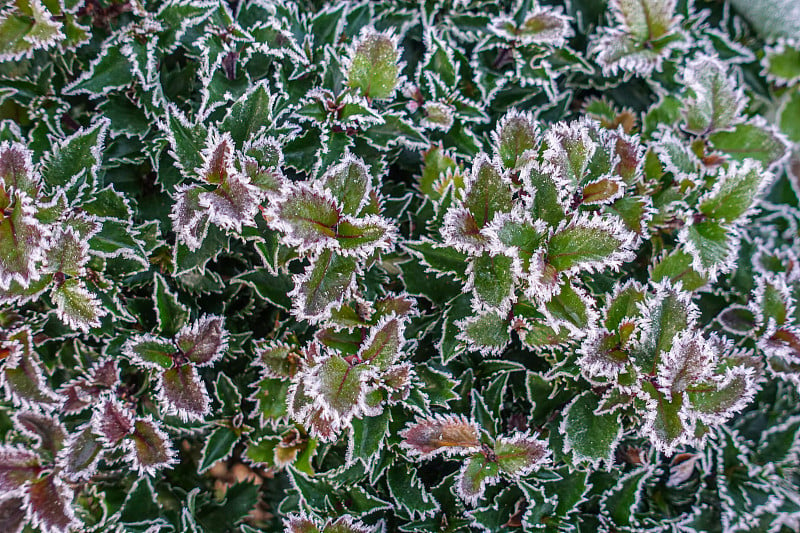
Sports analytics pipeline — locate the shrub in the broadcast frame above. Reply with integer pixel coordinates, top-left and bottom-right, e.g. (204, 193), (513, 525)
(1, 0), (800, 531)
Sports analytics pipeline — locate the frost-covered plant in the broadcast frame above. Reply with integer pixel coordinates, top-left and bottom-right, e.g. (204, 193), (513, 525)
(1, 0), (800, 532)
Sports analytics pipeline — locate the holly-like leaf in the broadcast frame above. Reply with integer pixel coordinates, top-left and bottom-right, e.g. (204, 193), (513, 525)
(26, 474), (79, 533)
(269, 184), (341, 253)
(51, 278), (107, 332)
(0, 192), (48, 291)
(175, 315), (228, 367)
(686, 366), (758, 425)
(170, 184), (210, 251)
(321, 154), (371, 215)
(493, 432), (550, 478)
(307, 355), (368, 424)
(157, 364), (210, 422)
(456, 453), (499, 506)
(290, 249), (358, 322)
(1, 328), (61, 408)
(57, 425), (103, 481)
(656, 331), (716, 394)
(0, 141), (40, 197)
(456, 311), (511, 356)
(92, 399), (134, 445)
(679, 218), (738, 279)
(639, 381), (689, 454)
(699, 159), (772, 225)
(123, 334), (175, 370)
(126, 417), (177, 476)
(561, 392), (622, 466)
(463, 154), (513, 230)
(467, 251), (517, 312)
(544, 214), (635, 276)
(762, 40), (800, 86)
(0, 1), (64, 62)
(709, 120), (789, 170)
(491, 5), (574, 47)
(346, 27), (402, 100)
(334, 215), (396, 256)
(0, 496), (25, 533)
(681, 55), (745, 135)
(400, 414), (482, 459)
(40, 119), (108, 189)
(492, 110), (540, 170)
(357, 315), (404, 370)
(13, 411), (66, 455)
(632, 282), (696, 370)
(0, 445), (43, 492)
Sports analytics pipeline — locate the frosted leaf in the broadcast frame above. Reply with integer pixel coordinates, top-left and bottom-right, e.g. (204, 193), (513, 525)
(492, 109), (540, 170)
(0, 141), (39, 197)
(125, 417), (177, 476)
(581, 176), (624, 206)
(656, 331), (717, 395)
(543, 120), (597, 186)
(0, 191), (48, 291)
(198, 131), (236, 185)
(761, 39), (800, 86)
(1, 328), (61, 409)
(57, 425), (103, 482)
(198, 174), (261, 232)
(612, 0), (678, 42)
(92, 399), (134, 445)
(0, 496), (25, 533)
(306, 355), (369, 424)
(284, 513), (375, 533)
(43, 219), (96, 278)
(175, 315), (228, 367)
(421, 101), (455, 132)
(463, 154), (514, 229)
(357, 315), (404, 370)
(241, 136), (285, 193)
(289, 248), (358, 322)
(157, 364), (210, 422)
(466, 251), (518, 313)
(51, 278), (107, 332)
(26, 474), (80, 533)
(400, 414), (482, 459)
(666, 453), (700, 487)
(685, 366), (758, 426)
(13, 411), (66, 455)
(698, 160), (773, 224)
(456, 453), (499, 506)
(321, 153), (371, 215)
(254, 340), (299, 379)
(561, 392), (623, 466)
(0, 445), (43, 493)
(122, 334), (175, 370)
(268, 184), (341, 253)
(578, 330), (630, 379)
(491, 4), (574, 47)
(345, 26), (402, 100)
(681, 55), (746, 135)
(0, 0), (64, 62)
(441, 206), (490, 254)
(639, 381), (691, 454)
(456, 311), (511, 356)
(590, 29), (679, 77)
(632, 281), (697, 369)
(170, 184), (210, 251)
(334, 215), (397, 257)
(544, 213), (636, 276)
(678, 218), (739, 280)
(493, 432), (550, 478)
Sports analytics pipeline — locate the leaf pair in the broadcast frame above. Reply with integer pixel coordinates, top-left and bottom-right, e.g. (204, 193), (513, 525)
(124, 315), (228, 422)
(400, 414), (550, 506)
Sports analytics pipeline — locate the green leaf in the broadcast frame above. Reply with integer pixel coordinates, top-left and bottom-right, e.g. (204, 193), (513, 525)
(405, 240), (468, 278)
(699, 161), (770, 223)
(687, 368), (754, 422)
(153, 274), (189, 337)
(41, 119), (108, 189)
(650, 250), (708, 292)
(764, 41), (800, 86)
(198, 427), (239, 473)
(709, 121), (788, 169)
(196, 481), (259, 531)
(545, 282), (594, 331)
(357, 316), (402, 370)
(312, 355), (367, 420)
(615, 0), (677, 41)
(386, 463), (439, 519)
(494, 433), (549, 478)
(65, 43), (133, 97)
(682, 55), (744, 135)
(165, 107), (208, 179)
(601, 466), (653, 527)
(640, 381), (687, 453)
(220, 84), (274, 147)
(272, 184), (341, 251)
(779, 88), (800, 143)
(51, 278), (105, 332)
(546, 215), (632, 274)
(349, 410), (390, 464)
(456, 454), (499, 506)
(463, 154), (513, 228)
(120, 477), (161, 525)
(633, 282), (694, 370)
(334, 216), (393, 254)
(321, 154), (370, 215)
(292, 249), (358, 320)
(469, 252), (516, 310)
(457, 311), (511, 356)
(494, 110), (539, 169)
(680, 218), (736, 277)
(346, 27), (401, 99)
(561, 392), (622, 466)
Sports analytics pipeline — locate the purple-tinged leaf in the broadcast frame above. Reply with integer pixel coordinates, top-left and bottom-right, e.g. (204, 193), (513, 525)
(493, 432), (550, 478)
(0, 445), (43, 493)
(456, 453), (499, 507)
(170, 184), (210, 251)
(0, 141), (39, 197)
(92, 398), (134, 445)
(50, 278), (107, 332)
(382, 362), (413, 403)
(321, 154), (371, 215)
(268, 183), (341, 253)
(199, 174), (261, 232)
(198, 131), (236, 185)
(26, 474), (79, 533)
(0, 496), (25, 533)
(56, 425), (103, 482)
(400, 414), (482, 459)
(0, 191), (48, 291)
(581, 176), (624, 205)
(578, 330), (630, 378)
(441, 206), (490, 254)
(122, 334), (175, 369)
(13, 411), (66, 455)
(126, 417), (177, 476)
(157, 364), (210, 422)
(175, 315), (228, 367)
(666, 453), (700, 487)
(491, 4), (574, 47)
(1, 328), (61, 408)
(284, 512), (375, 533)
(656, 331), (717, 394)
(284, 513), (320, 533)
(89, 358), (120, 389)
(357, 315), (404, 370)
